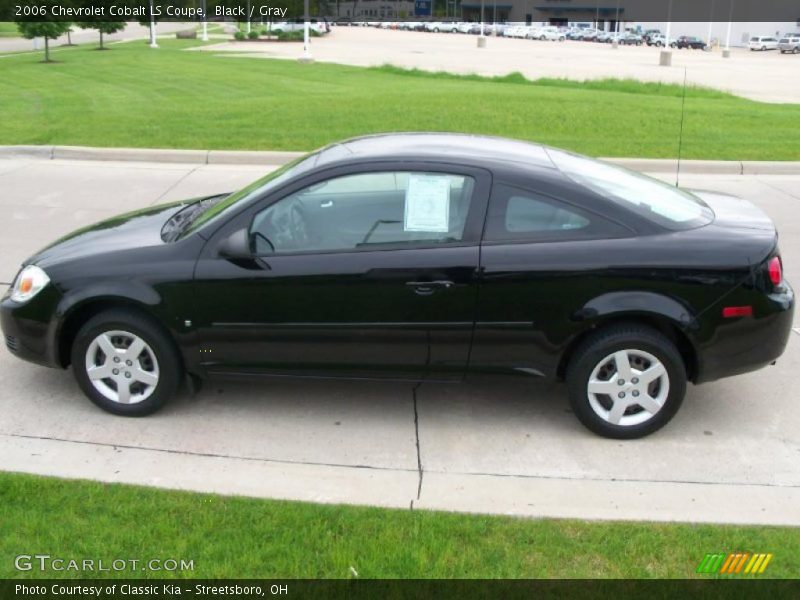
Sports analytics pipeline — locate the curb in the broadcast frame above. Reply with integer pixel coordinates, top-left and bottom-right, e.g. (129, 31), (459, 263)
(2, 145), (799, 175)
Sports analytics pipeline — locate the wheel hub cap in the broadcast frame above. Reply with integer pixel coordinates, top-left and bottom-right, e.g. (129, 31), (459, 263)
(586, 349), (669, 427)
(84, 330), (160, 405)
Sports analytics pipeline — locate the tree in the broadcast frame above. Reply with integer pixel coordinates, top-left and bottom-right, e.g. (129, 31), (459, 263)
(77, 21), (126, 49)
(15, 21), (72, 62)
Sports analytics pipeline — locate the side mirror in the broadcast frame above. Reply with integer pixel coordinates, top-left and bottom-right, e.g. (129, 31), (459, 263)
(218, 228), (252, 259)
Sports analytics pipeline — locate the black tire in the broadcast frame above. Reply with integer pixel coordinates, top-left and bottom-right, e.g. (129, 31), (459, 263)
(71, 308), (182, 416)
(566, 324), (687, 439)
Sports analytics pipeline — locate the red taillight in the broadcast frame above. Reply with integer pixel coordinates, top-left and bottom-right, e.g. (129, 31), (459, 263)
(722, 306), (753, 318)
(768, 256), (783, 285)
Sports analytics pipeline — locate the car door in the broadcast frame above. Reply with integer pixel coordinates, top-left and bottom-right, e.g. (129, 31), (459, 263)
(191, 162), (491, 381)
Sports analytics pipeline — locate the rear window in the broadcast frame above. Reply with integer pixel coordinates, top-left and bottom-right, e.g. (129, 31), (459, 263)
(546, 149), (714, 231)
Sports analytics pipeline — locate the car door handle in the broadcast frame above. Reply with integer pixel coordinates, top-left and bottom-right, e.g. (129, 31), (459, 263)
(405, 280), (455, 295)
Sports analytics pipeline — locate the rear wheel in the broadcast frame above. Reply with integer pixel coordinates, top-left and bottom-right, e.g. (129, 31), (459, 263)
(566, 325), (686, 439)
(71, 309), (182, 416)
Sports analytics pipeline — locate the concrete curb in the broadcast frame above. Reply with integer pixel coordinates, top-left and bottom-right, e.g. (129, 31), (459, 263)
(2, 145), (799, 175)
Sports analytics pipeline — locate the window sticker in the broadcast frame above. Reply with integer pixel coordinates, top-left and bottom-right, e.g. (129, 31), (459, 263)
(404, 175), (450, 233)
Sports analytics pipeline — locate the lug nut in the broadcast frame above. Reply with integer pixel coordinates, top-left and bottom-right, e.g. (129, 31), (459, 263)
(618, 392), (625, 398)
(632, 377), (639, 384)
(112, 368), (119, 375)
(617, 379), (625, 385)
(633, 391), (640, 397)
(113, 357), (120, 363)
(126, 360), (132, 366)
(125, 372), (131, 378)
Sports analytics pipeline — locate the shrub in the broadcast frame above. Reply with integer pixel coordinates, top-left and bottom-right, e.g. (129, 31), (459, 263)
(234, 31), (246, 40)
(247, 30), (259, 40)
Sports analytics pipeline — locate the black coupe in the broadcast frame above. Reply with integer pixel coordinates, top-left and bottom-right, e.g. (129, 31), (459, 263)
(1, 134), (793, 438)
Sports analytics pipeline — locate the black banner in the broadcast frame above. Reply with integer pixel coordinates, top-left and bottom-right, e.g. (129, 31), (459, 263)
(2, 0), (800, 23)
(3, 580), (800, 600)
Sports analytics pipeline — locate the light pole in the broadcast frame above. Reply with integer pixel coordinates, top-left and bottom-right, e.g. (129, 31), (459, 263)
(723, 0), (733, 57)
(705, 0), (714, 49)
(201, 0), (208, 41)
(300, 0), (314, 62)
(660, 0), (672, 66)
(149, 0), (158, 48)
(477, 0), (486, 47)
(246, 0), (251, 34)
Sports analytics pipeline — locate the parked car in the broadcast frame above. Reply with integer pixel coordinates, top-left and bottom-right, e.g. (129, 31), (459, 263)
(671, 36), (705, 49)
(647, 33), (667, 47)
(3, 134), (793, 439)
(749, 36), (779, 51)
(618, 32), (644, 45)
(266, 19), (328, 35)
(535, 26), (566, 41)
(778, 36), (800, 53)
(580, 29), (600, 41)
(642, 29), (661, 42)
(456, 22), (473, 34)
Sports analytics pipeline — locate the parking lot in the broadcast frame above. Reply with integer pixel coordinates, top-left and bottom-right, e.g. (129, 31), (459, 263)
(1, 155), (799, 524)
(200, 26), (800, 103)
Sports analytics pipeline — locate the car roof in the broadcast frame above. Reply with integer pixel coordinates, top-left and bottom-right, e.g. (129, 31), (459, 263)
(309, 133), (558, 172)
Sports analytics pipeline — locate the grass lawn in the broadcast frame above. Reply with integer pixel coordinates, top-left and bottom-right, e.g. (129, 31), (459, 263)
(0, 39), (799, 159)
(1, 471), (798, 579)
(0, 21), (19, 37)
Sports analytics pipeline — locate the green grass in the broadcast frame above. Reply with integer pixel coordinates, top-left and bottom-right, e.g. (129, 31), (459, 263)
(0, 39), (799, 159)
(0, 21), (19, 37)
(1, 471), (798, 579)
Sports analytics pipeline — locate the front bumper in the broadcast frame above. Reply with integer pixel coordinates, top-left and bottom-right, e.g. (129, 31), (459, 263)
(0, 286), (62, 368)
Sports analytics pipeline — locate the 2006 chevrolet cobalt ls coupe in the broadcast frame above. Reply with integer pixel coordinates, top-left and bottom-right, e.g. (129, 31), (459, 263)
(1, 134), (794, 438)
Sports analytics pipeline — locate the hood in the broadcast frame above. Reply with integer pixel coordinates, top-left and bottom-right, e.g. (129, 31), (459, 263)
(26, 200), (190, 269)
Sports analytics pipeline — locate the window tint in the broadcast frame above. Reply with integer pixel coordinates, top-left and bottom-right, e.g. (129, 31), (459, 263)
(485, 185), (627, 242)
(545, 148), (713, 230)
(250, 171), (475, 255)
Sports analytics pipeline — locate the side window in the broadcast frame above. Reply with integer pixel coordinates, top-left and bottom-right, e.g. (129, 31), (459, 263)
(250, 171), (475, 255)
(484, 184), (628, 242)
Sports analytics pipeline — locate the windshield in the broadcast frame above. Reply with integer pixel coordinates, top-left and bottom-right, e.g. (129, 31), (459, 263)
(179, 154), (314, 238)
(546, 148), (714, 230)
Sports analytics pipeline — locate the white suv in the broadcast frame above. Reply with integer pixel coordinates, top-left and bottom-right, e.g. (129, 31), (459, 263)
(749, 36), (778, 51)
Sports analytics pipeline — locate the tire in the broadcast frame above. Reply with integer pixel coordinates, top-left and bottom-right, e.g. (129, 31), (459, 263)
(565, 324), (686, 439)
(71, 308), (182, 416)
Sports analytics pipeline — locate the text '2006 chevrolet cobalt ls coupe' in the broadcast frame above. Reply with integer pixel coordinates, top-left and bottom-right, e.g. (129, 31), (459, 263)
(1, 134), (794, 438)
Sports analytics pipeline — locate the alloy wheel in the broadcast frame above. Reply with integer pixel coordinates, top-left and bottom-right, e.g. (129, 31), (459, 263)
(586, 349), (669, 427)
(84, 330), (160, 404)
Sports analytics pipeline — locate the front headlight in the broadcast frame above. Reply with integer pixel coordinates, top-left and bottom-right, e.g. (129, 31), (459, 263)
(10, 265), (50, 303)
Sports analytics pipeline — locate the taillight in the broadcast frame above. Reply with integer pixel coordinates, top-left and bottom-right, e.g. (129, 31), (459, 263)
(768, 256), (782, 285)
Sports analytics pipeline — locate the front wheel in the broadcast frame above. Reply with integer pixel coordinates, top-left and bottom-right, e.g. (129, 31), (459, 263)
(566, 325), (686, 439)
(71, 309), (182, 416)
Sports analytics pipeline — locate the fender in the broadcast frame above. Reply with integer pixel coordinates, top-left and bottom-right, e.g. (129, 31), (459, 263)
(50, 281), (164, 366)
(573, 291), (698, 331)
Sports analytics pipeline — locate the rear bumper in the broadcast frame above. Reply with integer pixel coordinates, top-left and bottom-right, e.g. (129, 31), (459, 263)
(694, 282), (795, 383)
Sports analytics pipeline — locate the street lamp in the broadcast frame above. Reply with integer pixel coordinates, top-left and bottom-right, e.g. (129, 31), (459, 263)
(478, 0), (486, 47)
(300, 0), (314, 62)
(723, 0), (734, 57)
(660, 0), (673, 66)
(149, 0), (158, 48)
(201, 0), (208, 41)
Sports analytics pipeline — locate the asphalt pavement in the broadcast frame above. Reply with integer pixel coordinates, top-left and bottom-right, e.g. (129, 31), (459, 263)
(1, 156), (798, 524)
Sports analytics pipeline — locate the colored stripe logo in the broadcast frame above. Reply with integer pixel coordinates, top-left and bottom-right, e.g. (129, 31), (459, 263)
(697, 553), (773, 575)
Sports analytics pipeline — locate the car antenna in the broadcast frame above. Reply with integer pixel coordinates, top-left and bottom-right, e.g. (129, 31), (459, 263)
(675, 66), (688, 187)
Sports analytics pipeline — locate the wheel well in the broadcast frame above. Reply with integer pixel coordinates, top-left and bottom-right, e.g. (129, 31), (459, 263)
(556, 315), (698, 382)
(57, 299), (163, 368)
